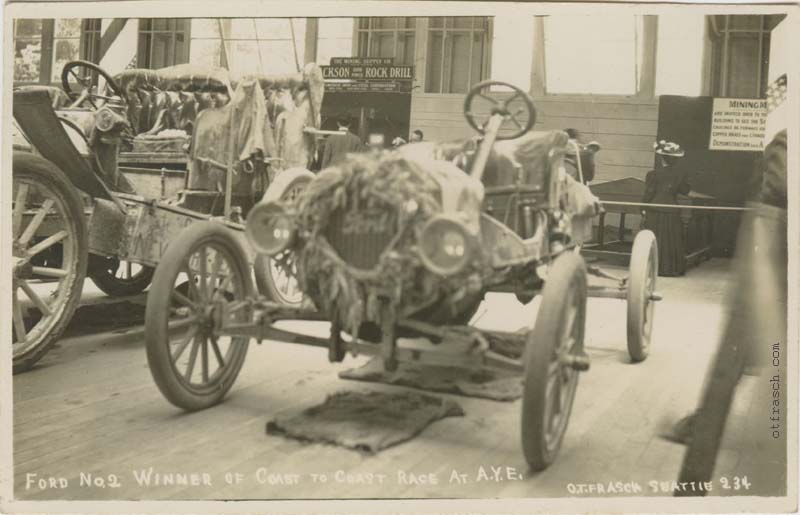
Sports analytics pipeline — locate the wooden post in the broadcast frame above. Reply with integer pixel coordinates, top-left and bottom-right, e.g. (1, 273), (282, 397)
(40, 20), (55, 85)
(637, 16), (658, 99)
(530, 17), (547, 98)
(598, 212), (606, 247)
(358, 106), (368, 143)
(304, 18), (318, 64)
(224, 107), (237, 219)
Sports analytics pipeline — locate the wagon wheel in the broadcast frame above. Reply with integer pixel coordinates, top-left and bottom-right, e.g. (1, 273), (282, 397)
(61, 60), (125, 109)
(464, 80), (536, 140)
(627, 230), (658, 362)
(521, 252), (586, 471)
(253, 168), (314, 306)
(12, 152), (88, 374)
(145, 221), (253, 411)
(89, 256), (155, 297)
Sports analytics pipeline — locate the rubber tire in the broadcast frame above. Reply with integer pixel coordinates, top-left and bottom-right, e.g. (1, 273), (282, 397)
(89, 257), (155, 297)
(12, 152), (88, 374)
(627, 230), (658, 363)
(145, 221), (253, 411)
(521, 252), (586, 471)
(253, 168), (314, 305)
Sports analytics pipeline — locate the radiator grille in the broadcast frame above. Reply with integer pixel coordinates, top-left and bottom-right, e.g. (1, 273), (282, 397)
(324, 206), (397, 270)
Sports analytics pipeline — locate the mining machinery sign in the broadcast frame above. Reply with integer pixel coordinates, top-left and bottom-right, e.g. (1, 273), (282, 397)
(321, 57), (414, 93)
(708, 98), (768, 151)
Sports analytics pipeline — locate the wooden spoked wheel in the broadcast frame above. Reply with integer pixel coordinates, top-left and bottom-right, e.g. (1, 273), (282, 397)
(145, 221), (253, 411)
(253, 168), (314, 306)
(521, 252), (587, 471)
(627, 230), (658, 362)
(89, 256), (154, 297)
(12, 152), (88, 373)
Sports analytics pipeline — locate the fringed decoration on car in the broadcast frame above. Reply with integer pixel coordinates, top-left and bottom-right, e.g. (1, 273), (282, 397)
(290, 152), (485, 339)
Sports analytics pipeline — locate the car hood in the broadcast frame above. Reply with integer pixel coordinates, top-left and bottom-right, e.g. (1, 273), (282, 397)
(395, 142), (484, 233)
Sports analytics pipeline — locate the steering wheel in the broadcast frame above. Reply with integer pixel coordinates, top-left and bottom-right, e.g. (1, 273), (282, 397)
(463, 80), (536, 140)
(61, 60), (125, 109)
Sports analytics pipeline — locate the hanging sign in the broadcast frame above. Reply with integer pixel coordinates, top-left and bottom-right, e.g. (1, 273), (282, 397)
(321, 56), (414, 93)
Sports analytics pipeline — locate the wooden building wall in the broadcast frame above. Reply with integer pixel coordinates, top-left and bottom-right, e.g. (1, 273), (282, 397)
(408, 16), (661, 186)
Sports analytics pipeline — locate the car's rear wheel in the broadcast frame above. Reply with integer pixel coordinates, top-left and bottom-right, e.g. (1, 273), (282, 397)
(12, 152), (88, 373)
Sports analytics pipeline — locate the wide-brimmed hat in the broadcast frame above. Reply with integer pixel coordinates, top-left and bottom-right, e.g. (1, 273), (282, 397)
(654, 140), (685, 157)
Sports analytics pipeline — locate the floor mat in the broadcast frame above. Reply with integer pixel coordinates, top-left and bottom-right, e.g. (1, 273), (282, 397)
(266, 390), (464, 453)
(339, 358), (524, 401)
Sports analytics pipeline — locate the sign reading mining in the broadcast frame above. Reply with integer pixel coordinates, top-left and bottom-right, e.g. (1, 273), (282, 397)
(708, 98), (768, 152)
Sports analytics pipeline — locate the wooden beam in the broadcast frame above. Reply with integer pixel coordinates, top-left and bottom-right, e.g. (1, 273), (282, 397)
(304, 17), (318, 64)
(638, 15), (658, 99)
(531, 16), (547, 97)
(98, 18), (128, 63)
(40, 19), (55, 84)
(413, 17), (429, 93)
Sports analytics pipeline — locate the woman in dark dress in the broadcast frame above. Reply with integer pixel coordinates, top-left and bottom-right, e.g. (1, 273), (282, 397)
(641, 140), (691, 276)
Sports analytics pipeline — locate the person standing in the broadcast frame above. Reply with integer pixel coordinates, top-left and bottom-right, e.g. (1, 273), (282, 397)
(563, 128), (600, 183)
(320, 115), (365, 169)
(641, 140), (691, 276)
(759, 129), (787, 209)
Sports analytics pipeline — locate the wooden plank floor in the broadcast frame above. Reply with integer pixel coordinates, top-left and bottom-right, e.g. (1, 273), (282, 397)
(13, 259), (769, 500)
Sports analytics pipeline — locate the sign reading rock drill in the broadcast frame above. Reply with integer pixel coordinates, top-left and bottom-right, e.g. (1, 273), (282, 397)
(708, 98), (768, 151)
(322, 64), (414, 80)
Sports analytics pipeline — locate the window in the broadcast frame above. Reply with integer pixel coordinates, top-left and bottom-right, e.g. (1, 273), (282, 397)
(655, 14), (706, 97)
(490, 15), (534, 92)
(543, 14), (643, 95)
(52, 19), (87, 82)
(13, 19), (44, 83)
(316, 18), (355, 66)
(709, 15), (786, 98)
(13, 18), (102, 84)
(137, 18), (190, 69)
(81, 19), (102, 64)
(190, 18), (306, 75)
(425, 17), (491, 94)
(356, 17), (416, 65)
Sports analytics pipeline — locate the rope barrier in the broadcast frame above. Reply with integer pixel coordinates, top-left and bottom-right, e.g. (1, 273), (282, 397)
(601, 200), (751, 212)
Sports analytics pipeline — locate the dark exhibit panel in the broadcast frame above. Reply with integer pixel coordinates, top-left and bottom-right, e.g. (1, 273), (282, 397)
(656, 95), (762, 255)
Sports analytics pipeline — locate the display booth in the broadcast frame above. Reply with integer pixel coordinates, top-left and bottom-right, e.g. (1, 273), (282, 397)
(584, 93), (766, 268)
(318, 57), (414, 162)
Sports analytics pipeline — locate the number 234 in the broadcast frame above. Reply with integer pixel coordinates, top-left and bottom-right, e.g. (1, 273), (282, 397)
(720, 476), (751, 490)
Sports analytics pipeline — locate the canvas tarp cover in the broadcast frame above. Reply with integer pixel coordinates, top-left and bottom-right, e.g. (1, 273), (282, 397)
(188, 78), (275, 190)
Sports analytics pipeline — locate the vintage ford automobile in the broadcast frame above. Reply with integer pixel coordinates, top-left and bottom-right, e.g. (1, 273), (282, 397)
(11, 59), (324, 372)
(143, 81), (660, 471)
